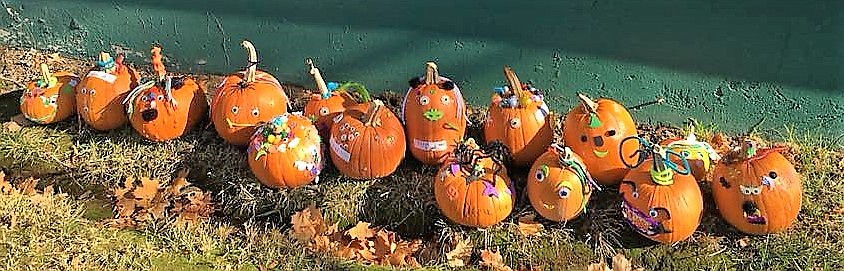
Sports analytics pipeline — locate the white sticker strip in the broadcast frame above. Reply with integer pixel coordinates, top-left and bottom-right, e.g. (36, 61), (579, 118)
(330, 137), (351, 162)
(413, 139), (448, 151)
(86, 71), (117, 84)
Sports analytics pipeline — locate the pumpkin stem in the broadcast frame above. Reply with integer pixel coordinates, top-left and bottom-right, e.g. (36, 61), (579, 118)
(339, 82), (370, 103)
(503, 66), (529, 108)
(364, 100), (384, 127)
(241, 40), (258, 84)
(151, 46), (166, 81)
(306, 58), (331, 100)
(424, 62), (438, 85)
(38, 63), (57, 88)
(577, 93), (598, 114)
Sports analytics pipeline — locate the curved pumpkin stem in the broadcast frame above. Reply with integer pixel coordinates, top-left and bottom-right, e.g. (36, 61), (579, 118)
(306, 58), (330, 100)
(503, 66), (528, 108)
(241, 40), (258, 83)
(39, 63), (57, 88)
(577, 93), (598, 114)
(424, 62), (438, 85)
(151, 46), (166, 81)
(364, 100), (384, 127)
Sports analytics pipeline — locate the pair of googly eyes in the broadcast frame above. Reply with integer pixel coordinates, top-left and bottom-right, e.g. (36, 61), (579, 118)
(319, 107), (330, 116)
(339, 132), (360, 142)
(141, 95), (165, 102)
(418, 95), (451, 106)
(578, 130), (618, 142)
(231, 106), (260, 117)
(534, 168), (572, 198)
(79, 88), (95, 95)
(740, 185), (762, 195)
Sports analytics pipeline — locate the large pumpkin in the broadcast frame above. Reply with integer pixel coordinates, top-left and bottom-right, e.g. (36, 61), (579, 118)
(76, 52), (140, 131)
(712, 140), (802, 235)
(434, 138), (513, 228)
(484, 66), (553, 167)
(303, 58), (357, 139)
(329, 97), (406, 179)
(619, 136), (701, 244)
(401, 62), (467, 165)
(247, 113), (322, 188)
(124, 46), (207, 142)
(20, 64), (79, 124)
(527, 145), (595, 222)
(211, 40), (290, 146)
(563, 93), (637, 185)
(660, 125), (721, 181)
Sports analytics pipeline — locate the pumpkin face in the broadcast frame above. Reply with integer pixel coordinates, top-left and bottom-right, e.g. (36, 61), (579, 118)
(303, 59), (357, 139)
(712, 145), (802, 235)
(433, 139), (513, 228)
(402, 62), (467, 165)
(247, 113), (322, 188)
(484, 66), (553, 167)
(527, 146), (594, 222)
(661, 130), (720, 181)
(329, 100), (406, 179)
(77, 52), (140, 131)
(563, 94), (637, 185)
(211, 41), (289, 146)
(20, 64), (78, 124)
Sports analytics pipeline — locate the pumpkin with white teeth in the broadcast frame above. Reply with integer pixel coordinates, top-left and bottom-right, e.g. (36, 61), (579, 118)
(527, 145), (596, 222)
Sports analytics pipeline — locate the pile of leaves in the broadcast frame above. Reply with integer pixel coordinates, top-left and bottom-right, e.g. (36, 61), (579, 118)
(104, 169), (214, 228)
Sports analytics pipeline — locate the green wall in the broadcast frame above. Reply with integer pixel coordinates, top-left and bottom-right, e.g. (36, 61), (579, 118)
(2, 0), (842, 136)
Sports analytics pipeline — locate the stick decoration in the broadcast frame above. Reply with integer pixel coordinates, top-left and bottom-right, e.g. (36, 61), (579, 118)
(306, 58), (331, 99)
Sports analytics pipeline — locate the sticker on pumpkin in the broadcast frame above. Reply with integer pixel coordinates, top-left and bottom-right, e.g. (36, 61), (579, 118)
(86, 70), (117, 83)
(329, 137), (351, 162)
(413, 139), (448, 151)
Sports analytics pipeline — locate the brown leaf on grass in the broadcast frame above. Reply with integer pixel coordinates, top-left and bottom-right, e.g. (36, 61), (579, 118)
(737, 236), (751, 248)
(347, 221), (375, 240)
(290, 204), (323, 242)
(18, 178), (38, 196)
(133, 177), (161, 204)
(169, 169), (191, 196)
(446, 236), (473, 267)
(586, 262), (611, 271)
(374, 230), (397, 260)
(386, 239), (422, 267)
(480, 249), (513, 271)
(106, 174), (213, 229)
(612, 253), (633, 271)
(2, 121), (21, 132)
(517, 214), (544, 236)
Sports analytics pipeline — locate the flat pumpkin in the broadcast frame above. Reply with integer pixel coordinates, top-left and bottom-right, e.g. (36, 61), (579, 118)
(484, 66), (553, 167)
(402, 62), (467, 165)
(247, 113), (322, 189)
(329, 97), (406, 179)
(124, 46), (207, 142)
(563, 93), (637, 185)
(211, 40), (289, 146)
(76, 52), (140, 131)
(20, 64), (79, 124)
(303, 58), (357, 139)
(527, 145), (596, 222)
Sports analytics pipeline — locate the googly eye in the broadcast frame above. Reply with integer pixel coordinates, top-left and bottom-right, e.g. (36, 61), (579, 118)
(340, 134), (348, 141)
(89, 89), (95, 95)
(768, 171), (778, 179)
(580, 135), (588, 142)
(157, 95), (164, 101)
(418, 95), (430, 105)
(231, 106), (239, 114)
(681, 150), (690, 157)
(557, 187), (571, 199)
(50, 97), (57, 104)
(534, 166), (547, 182)
(509, 118), (521, 129)
(440, 95), (451, 105)
(251, 108), (260, 117)
(740, 186), (751, 195)
(80, 88), (87, 94)
(632, 191), (639, 198)
(141, 96), (149, 102)
(752, 188), (761, 195)
(649, 209), (658, 218)
(319, 107), (330, 116)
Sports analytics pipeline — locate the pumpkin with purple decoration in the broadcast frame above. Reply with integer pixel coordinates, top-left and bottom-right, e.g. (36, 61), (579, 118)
(247, 113), (322, 189)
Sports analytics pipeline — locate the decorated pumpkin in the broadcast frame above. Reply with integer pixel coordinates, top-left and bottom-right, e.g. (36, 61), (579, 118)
(484, 66), (553, 167)
(712, 140), (802, 235)
(303, 58), (357, 139)
(76, 52), (140, 131)
(527, 144), (596, 222)
(619, 136), (701, 244)
(563, 93), (637, 185)
(247, 113), (322, 188)
(211, 40), (290, 146)
(434, 138), (513, 228)
(20, 64), (79, 124)
(123, 46), (207, 142)
(402, 62), (467, 165)
(329, 94), (406, 179)
(660, 125), (721, 181)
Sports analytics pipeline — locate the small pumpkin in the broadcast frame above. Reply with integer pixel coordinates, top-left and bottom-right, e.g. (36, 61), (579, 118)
(20, 64), (79, 124)
(402, 62), (467, 165)
(211, 40), (290, 146)
(303, 58), (357, 139)
(76, 52), (140, 131)
(247, 113), (322, 188)
(660, 125), (721, 181)
(434, 138), (513, 228)
(563, 93), (637, 185)
(712, 140), (802, 235)
(329, 94), (406, 179)
(484, 66), (553, 167)
(123, 46), (207, 142)
(527, 144), (596, 222)
(619, 136), (702, 244)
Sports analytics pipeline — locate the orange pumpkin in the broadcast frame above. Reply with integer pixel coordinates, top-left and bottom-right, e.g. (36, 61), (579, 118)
(660, 125), (721, 181)
(401, 62), (467, 165)
(563, 93), (637, 185)
(712, 140), (802, 235)
(211, 40), (290, 146)
(76, 52), (140, 131)
(124, 46), (207, 142)
(527, 145), (596, 222)
(303, 58), (357, 139)
(434, 138), (513, 228)
(20, 64), (79, 124)
(484, 66), (553, 167)
(247, 113), (322, 188)
(329, 97), (406, 179)
(619, 136), (702, 244)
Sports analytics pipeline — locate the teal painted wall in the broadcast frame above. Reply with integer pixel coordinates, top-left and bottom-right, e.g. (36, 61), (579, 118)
(2, 0), (842, 136)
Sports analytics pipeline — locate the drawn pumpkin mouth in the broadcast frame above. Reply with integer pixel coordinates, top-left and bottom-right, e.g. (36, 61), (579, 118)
(621, 198), (670, 236)
(423, 109), (443, 122)
(743, 209), (767, 224)
(226, 118), (256, 129)
(593, 149), (609, 158)
(541, 201), (556, 210)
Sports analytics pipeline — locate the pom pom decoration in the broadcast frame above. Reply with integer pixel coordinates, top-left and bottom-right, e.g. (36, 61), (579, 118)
(20, 63), (79, 124)
(247, 113), (322, 189)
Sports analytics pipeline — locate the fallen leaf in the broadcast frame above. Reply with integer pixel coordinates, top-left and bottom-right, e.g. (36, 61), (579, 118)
(3, 121), (22, 132)
(517, 214), (544, 236)
(737, 237), (750, 248)
(346, 221), (375, 240)
(612, 253), (633, 271)
(18, 178), (38, 195)
(169, 169), (191, 196)
(446, 236), (473, 267)
(480, 249), (513, 271)
(374, 230), (396, 260)
(290, 205), (320, 242)
(586, 262), (611, 271)
(133, 177), (161, 202)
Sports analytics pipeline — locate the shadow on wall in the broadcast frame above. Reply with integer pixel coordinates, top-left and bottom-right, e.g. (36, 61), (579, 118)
(76, 0), (844, 92)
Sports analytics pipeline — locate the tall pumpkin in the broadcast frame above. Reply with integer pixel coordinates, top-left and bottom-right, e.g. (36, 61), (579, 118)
(527, 144), (596, 222)
(123, 46), (207, 142)
(329, 94), (406, 179)
(434, 139), (513, 228)
(484, 66), (553, 167)
(619, 136), (702, 244)
(401, 62), (467, 165)
(20, 64), (79, 124)
(211, 40), (290, 146)
(76, 52), (140, 131)
(247, 113), (322, 189)
(303, 58), (357, 139)
(712, 140), (802, 235)
(563, 93), (637, 185)
(660, 125), (721, 181)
